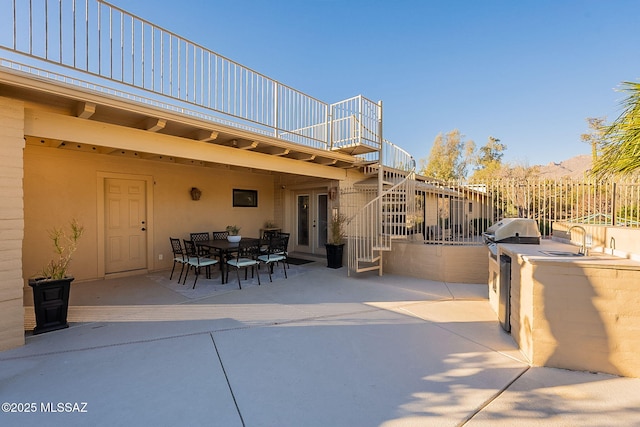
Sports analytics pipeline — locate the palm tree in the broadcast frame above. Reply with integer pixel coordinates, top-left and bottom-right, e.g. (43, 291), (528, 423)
(591, 81), (640, 177)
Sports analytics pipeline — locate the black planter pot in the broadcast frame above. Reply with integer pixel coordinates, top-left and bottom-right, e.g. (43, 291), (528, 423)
(28, 277), (73, 335)
(325, 243), (344, 269)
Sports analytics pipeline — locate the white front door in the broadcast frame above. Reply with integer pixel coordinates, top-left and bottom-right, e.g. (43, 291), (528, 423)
(293, 190), (328, 255)
(104, 178), (148, 273)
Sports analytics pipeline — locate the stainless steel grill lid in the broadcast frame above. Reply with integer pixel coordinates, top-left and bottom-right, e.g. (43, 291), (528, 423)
(482, 218), (541, 244)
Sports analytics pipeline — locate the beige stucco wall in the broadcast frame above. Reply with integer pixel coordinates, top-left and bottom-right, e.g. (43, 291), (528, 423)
(512, 259), (640, 377)
(510, 259), (534, 364)
(383, 241), (488, 284)
(0, 97), (26, 350)
(23, 144), (277, 283)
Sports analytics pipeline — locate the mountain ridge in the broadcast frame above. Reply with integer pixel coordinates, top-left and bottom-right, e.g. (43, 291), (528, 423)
(534, 154), (592, 178)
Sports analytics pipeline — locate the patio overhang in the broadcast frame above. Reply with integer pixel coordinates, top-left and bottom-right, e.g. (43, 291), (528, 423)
(23, 109), (347, 180)
(0, 68), (364, 180)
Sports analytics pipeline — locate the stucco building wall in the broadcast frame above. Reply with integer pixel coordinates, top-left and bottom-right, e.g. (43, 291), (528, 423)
(0, 97), (26, 350)
(23, 144), (278, 283)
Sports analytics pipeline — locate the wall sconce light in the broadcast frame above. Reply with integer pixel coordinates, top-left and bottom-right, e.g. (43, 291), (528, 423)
(190, 187), (202, 201)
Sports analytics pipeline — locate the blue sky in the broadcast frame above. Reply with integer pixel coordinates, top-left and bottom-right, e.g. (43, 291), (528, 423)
(110, 0), (640, 166)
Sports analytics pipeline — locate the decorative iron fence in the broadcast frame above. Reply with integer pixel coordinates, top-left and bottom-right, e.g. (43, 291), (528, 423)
(410, 176), (640, 245)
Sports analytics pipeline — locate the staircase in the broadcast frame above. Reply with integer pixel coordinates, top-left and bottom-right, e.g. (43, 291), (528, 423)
(345, 141), (417, 276)
(323, 96), (417, 276)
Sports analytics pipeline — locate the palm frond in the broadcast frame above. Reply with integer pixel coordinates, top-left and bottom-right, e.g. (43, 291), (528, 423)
(592, 81), (640, 178)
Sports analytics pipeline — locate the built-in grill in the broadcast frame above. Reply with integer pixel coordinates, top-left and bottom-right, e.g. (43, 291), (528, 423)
(483, 218), (541, 258)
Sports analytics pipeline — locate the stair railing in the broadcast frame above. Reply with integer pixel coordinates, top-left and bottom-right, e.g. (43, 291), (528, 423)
(346, 140), (416, 275)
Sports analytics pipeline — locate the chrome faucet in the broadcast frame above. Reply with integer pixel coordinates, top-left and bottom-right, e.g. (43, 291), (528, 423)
(568, 225), (588, 255)
(610, 237), (616, 255)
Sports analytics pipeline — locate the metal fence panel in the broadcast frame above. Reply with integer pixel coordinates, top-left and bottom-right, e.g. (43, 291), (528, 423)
(409, 177), (640, 246)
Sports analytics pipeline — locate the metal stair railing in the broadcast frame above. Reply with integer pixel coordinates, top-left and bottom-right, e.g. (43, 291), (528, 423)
(346, 141), (416, 275)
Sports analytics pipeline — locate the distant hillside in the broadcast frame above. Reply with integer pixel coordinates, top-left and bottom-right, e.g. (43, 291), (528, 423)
(535, 154), (592, 179)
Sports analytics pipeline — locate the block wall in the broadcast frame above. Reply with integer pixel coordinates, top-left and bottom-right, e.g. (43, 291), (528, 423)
(383, 242), (489, 284)
(0, 97), (25, 350)
(513, 260), (640, 377)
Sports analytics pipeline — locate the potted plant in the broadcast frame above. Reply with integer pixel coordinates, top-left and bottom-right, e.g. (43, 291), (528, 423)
(325, 212), (347, 268)
(226, 225), (241, 242)
(29, 219), (84, 335)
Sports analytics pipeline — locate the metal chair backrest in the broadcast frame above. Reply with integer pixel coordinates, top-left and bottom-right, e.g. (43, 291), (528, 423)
(262, 229), (280, 240)
(269, 235), (286, 252)
(183, 239), (198, 258)
(264, 236), (287, 260)
(170, 237), (185, 258)
(238, 239), (261, 259)
(278, 232), (290, 252)
(212, 231), (229, 240)
(190, 232), (210, 242)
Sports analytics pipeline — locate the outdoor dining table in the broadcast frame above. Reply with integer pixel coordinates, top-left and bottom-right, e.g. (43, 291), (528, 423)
(196, 237), (263, 284)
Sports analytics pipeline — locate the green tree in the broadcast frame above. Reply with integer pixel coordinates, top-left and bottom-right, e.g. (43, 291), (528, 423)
(420, 129), (474, 180)
(580, 117), (607, 162)
(470, 136), (506, 181)
(592, 81), (640, 177)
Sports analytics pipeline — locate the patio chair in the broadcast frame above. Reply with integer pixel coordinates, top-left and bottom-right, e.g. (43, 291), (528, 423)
(257, 235), (288, 282)
(182, 239), (219, 289)
(226, 239), (261, 289)
(169, 237), (188, 282)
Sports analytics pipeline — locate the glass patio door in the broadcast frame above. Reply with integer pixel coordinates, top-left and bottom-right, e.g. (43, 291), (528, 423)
(294, 190), (328, 255)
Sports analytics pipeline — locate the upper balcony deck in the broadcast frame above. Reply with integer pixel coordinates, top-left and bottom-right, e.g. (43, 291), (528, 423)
(0, 0), (418, 171)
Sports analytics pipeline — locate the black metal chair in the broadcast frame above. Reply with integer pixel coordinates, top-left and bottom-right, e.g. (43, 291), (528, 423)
(169, 238), (188, 282)
(257, 235), (288, 282)
(226, 239), (261, 289)
(182, 240), (219, 289)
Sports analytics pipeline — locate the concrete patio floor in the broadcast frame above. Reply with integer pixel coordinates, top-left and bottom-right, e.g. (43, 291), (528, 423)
(3, 259), (640, 426)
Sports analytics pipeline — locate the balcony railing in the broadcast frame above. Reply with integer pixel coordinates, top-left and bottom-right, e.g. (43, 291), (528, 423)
(0, 0), (384, 159)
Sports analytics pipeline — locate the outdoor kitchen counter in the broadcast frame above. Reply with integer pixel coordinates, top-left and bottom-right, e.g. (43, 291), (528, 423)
(499, 240), (640, 270)
(496, 239), (640, 378)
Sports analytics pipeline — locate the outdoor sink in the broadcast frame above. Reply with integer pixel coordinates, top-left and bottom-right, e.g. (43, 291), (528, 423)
(540, 250), (585, 257)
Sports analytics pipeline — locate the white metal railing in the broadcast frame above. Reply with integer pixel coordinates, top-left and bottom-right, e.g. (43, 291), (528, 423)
(0, 0), (382, 155)
(482, 177), (640, 234)
(0, 58), (281, 138)
(376, 176), (640, 247)
(346, 173), (640, 274)
(415, 180), (492, 245)
(345, 143), (416, 274)
(330, 96), (380, 151)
